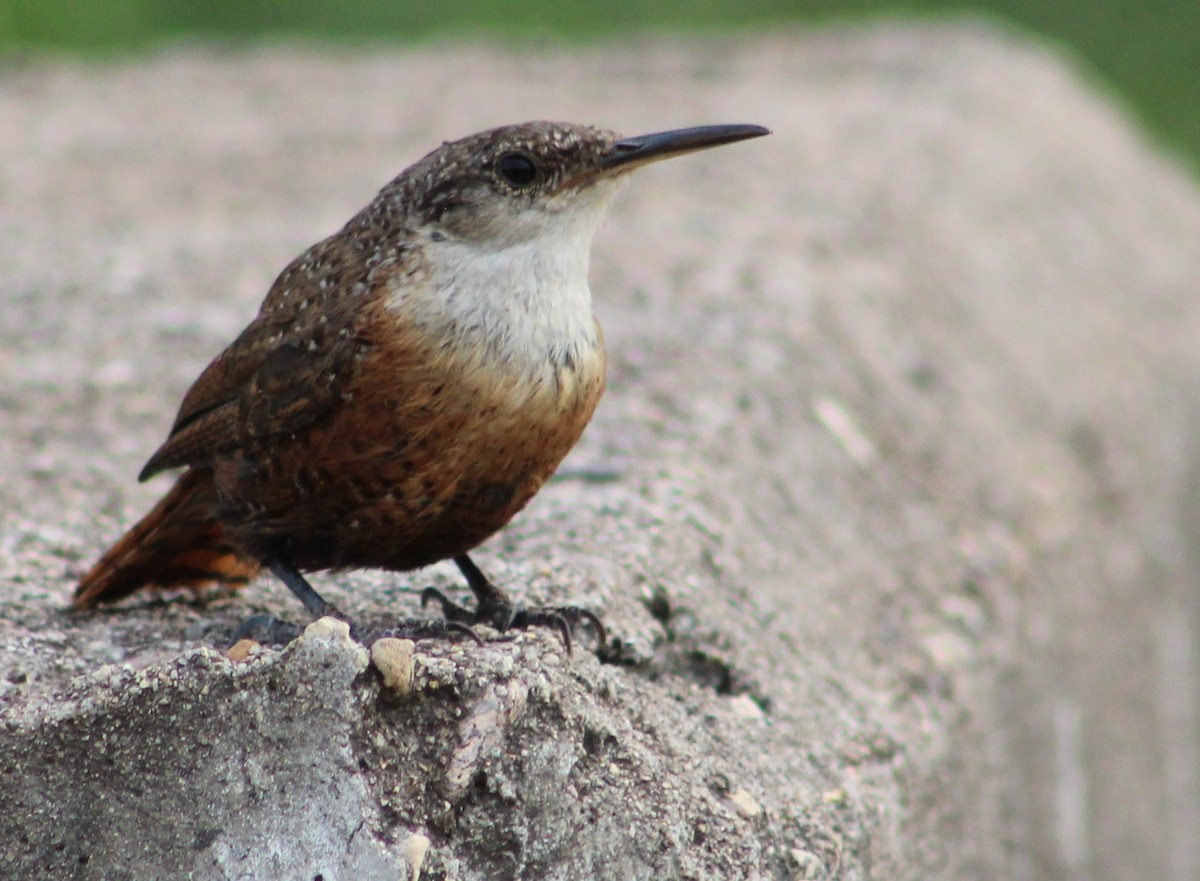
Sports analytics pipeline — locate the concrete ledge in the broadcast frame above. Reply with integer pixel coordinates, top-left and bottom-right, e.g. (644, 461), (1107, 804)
(3, 21), (1200, 880)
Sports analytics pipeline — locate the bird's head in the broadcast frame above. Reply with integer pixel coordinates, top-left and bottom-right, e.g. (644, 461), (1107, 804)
(393, 121), (769, 252)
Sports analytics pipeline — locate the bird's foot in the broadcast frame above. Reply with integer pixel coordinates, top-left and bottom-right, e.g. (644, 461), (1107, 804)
(227, 596), (353, 647)
(226, 557), (357, 648)
(227, 610), (487, 651)
(420, 586), (605, 656)
(228, 612), (305, 647)
(370, 617), (485, 646)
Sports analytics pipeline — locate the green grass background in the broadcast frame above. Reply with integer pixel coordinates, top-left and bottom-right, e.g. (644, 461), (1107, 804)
(2, 1), (1198, 171)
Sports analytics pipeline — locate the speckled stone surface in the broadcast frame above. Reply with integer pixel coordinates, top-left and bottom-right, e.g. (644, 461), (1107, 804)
(4, 21), (1200, 881)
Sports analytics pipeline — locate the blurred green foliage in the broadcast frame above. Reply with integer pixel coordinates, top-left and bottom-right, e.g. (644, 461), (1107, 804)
(1, 1), (1197, 169)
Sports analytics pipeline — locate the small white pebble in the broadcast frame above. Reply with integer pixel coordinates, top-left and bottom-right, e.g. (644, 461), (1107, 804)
(727, 693), (764, 721)
(403, 831), (431, 881)
(728, 789), (762, 818)
(371, 638), (416, 694)
(303, 617), (351, 641)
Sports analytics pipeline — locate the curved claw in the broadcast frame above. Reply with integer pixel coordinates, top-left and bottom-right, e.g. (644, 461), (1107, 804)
(551, 613), (573, 657)
(446, 621), (485, 646)
(420, 587), (450, 610)
(421, 587), (477, 625)
(547, 607), (607, 652)
(506, 605), (607, 655)
(576, 608), (607, 647)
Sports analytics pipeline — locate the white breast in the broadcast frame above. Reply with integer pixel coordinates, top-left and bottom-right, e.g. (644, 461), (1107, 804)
(388, 212), (604, 382)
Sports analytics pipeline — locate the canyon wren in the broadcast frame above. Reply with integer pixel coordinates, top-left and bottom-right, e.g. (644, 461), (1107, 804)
(74, 121), (770, 648)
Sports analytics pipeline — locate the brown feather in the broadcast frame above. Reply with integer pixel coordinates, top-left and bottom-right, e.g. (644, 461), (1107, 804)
(139, 234), (383, 480)
(73, 469), (260, 607)
(209, 297), (606, 574)
(76, 122), (641, 605)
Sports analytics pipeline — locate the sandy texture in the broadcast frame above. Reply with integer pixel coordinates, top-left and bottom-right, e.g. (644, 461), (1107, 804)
(3, 21), (1200, 881)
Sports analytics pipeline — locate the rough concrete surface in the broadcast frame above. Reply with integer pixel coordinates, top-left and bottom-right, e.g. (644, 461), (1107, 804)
(3, 20), (1200, 881)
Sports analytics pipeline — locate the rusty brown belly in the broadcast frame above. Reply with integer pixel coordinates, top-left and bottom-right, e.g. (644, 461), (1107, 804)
(215, 328), (605, 573)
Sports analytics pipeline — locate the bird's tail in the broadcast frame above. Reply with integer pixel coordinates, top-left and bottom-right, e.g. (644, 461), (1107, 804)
(73, 469), (260, 607)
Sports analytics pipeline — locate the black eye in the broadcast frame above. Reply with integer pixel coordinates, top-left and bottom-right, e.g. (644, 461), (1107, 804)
(497, 152), (539, 188)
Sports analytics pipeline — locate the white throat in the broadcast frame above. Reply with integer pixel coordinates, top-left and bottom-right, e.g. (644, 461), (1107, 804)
(394, 217), (602, 376)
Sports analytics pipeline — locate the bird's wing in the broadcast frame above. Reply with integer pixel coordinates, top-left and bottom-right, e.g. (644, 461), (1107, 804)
(138, 231), (399, 481)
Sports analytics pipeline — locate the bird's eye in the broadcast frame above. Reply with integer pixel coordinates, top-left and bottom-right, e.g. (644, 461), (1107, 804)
(497, 152), (539, 188)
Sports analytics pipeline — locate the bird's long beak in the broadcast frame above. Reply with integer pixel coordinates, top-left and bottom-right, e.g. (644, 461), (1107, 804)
(600, 124), (770, 173)
(559, 124), (769, 192)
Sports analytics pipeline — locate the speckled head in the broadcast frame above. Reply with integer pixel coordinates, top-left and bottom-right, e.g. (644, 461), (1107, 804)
(382, 121), (770, 250)
(375, 120), (770, 379)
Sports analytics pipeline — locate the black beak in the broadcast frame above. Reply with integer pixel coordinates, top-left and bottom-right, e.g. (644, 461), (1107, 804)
(600, 124), (770, 172)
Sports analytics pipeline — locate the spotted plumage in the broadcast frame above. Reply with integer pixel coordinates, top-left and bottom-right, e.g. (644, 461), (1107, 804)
(75, 120), (769, 647)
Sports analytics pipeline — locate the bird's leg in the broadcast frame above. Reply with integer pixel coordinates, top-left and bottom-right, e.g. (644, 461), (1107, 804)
(228, 557), (347, 646)
(420, 553), (606, 655)
(268, 558), (343, 619)
(229, 557), (482, 648)
(453, 553), (518, 628)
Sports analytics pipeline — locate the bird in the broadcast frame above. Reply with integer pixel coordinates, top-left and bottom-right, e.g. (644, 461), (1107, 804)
(73, 120), (769, 649)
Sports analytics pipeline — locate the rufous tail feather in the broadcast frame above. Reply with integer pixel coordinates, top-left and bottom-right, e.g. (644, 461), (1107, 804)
(74, 468), (260, 607)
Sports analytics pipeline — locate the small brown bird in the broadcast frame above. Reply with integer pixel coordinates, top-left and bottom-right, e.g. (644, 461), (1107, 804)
(75, 121), (769, 646)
